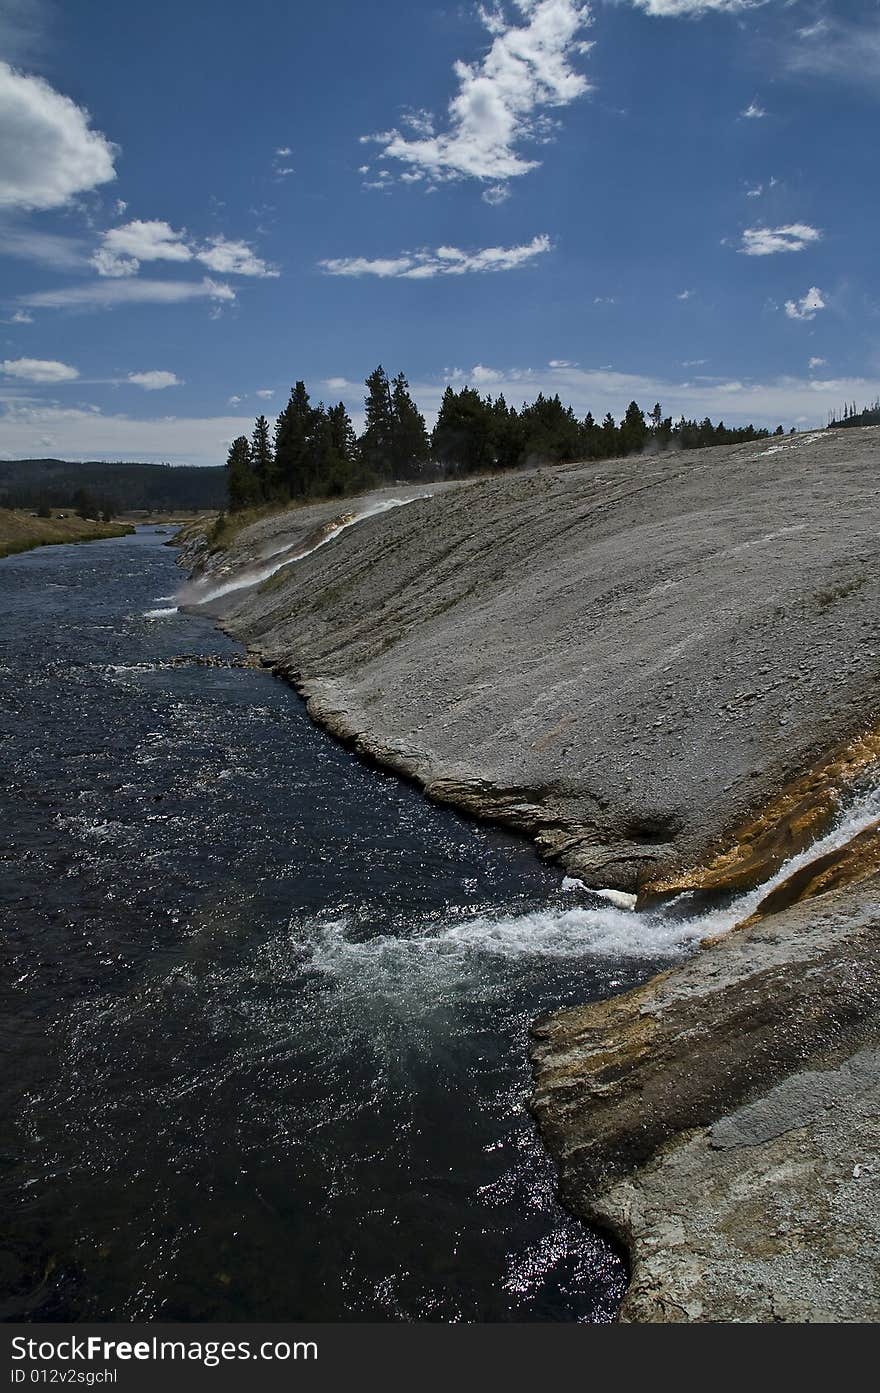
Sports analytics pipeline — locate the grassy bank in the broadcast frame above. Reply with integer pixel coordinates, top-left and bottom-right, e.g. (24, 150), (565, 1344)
(0, 509), (135, 559)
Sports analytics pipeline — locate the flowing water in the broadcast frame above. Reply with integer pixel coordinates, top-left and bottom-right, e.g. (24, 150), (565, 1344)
(3, 528), (874, 1324)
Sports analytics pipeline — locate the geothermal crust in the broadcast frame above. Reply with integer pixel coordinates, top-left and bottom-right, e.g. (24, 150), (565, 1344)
(184, 426), (880, 1322)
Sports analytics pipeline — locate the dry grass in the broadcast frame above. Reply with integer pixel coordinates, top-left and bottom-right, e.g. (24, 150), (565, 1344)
(0, 509), (134, 559)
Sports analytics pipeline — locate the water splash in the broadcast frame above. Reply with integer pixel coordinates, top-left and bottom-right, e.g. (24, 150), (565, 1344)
(307, 782), (880, 995)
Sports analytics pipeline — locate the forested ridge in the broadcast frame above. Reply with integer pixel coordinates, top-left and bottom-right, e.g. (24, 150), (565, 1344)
(828, 399), (880, 430)
(226, 365), (785, 511)
(0, 458), (226, 515)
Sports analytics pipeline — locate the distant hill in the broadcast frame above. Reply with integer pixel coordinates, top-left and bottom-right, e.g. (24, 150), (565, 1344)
(0, 458), (226, 514)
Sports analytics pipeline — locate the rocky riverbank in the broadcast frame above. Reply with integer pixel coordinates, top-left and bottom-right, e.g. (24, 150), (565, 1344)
(181, 425), (880, 1321)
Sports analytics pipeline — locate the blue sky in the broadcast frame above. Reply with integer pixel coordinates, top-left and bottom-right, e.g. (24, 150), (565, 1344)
(0, 0), (878, 465)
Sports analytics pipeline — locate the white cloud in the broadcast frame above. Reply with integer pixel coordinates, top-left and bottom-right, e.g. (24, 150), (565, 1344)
(255, 388), (274, 399)
(677, 288), (694, 300)
(323, 376), (352, 391)
(784, 286), (825, 321)
(548, 358), (575, 368)
(197, 236), (278, 278)
(1, 356), (78, 383)
(785, 15), (880, 87)
(626, 1), (764, 13)
(127, 370), (183, 390)
(739, 224), (822, 256)
(0, 403), (258, 467)
(20, 277), (235, 310)
(319, 234), (551, 279)
(227, 394), (243, 406)
(808, 357), (827, 370)
(275, 146), (292, 157)
(740, 100), (766, 119)
(363, 1), (592, 190)
(0, 60), (117, 210)
(470, 363), (505, 383)
(91, 221), (278, 279)
(593, 295), (615, 304)
(92, 219), (192, 277)
(10, 309), (32, 323)
(0, 223), (87, 269)
(746, 184), (762, 197)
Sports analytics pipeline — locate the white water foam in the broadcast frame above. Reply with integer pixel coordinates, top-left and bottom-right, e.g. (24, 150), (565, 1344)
(183, 494), (431, 607)
(143, 607), (179, 619)
(307, 783), (880, 988)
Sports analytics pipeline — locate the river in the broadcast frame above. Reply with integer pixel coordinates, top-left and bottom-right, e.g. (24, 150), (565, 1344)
(0, 527), (679, 1322)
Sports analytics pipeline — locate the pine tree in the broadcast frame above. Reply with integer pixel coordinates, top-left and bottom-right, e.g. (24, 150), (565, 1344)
(489, 394), (524, 471)
(432, 385), (495, 475)
(390, 372), (431, 478)
(316, 403), (362, 495)
(250, 415), (274, 500)
(226, 436), (259, 511)
(620, 400), (647, 455)
(600, 412), (619, 456)
(274, 382), (314, 498)
(360, 366), (395, 478)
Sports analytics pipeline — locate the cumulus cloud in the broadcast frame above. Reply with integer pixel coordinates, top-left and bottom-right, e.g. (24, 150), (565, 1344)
(91, 220), (277, 279)
(740, 100), (766, 118)
(739, 224), (822, 256)
(677, 288), (694, 300)
(784, 286), (825, 321)
(20, 277), (236, 310)
(127, 370), (183, 390)
(1, 356), (78, 382)
(227, 394), (243, 406)
(91, 219), (192, 277)
(197, 236), (278, 278)
(320, 234), (551, 279)
(808, 357), (827, 370)
(0, 60), (117, 210)
(362, 1), (592, 190)
(255, 388), (274, 399)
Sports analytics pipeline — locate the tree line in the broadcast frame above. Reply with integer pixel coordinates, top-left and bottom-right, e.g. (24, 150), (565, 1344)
(828, 399), (880, 430)
(225, 365), (784, 511)
(0, 459), (226, 514)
